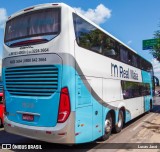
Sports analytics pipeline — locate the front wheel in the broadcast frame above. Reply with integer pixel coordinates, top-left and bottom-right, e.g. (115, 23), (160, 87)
(150, 101), (153, 112)
(101, 113), (112, 141)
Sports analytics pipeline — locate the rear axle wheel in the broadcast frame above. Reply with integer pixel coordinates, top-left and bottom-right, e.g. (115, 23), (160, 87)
(102, 113), (112, 140)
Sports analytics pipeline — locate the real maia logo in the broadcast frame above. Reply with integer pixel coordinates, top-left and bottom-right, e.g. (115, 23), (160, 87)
(111, 63), (138, 80)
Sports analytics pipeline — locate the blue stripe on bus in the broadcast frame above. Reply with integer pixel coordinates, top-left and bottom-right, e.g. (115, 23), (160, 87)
(141, 70), (152, 112)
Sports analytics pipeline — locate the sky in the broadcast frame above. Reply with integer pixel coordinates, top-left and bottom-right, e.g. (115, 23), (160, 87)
(0, 0), (160, 79)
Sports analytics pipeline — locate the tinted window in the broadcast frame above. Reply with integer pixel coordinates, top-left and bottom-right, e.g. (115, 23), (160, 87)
(128, 52), (133, 65)
(139, 58), (152, 72)
(142, 83), (151, 96)
(132, 55), (138, 67)
(73, 14), (152, 72)
(5, 8), (60, 42)
(120, 47), (128, 63)
(137, 56), (142, 69)
(73, 13), (119, 60)
(121, 81), (151, 99)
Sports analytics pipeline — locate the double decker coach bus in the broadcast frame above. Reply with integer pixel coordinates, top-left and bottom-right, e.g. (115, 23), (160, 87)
(3, 3), (154, 144)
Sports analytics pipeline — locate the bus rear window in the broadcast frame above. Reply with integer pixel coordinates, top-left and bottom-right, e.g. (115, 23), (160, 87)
(5, 8), (60, 44)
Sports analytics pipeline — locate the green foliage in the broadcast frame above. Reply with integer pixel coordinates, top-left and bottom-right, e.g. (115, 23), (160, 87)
(150, 24), (160, 61)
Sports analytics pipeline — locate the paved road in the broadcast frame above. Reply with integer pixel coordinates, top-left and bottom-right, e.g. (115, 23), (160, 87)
(0, 97), (160, 151)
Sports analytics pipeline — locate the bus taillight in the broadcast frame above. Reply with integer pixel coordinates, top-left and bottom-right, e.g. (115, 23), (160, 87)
(58, 87), (71, 123)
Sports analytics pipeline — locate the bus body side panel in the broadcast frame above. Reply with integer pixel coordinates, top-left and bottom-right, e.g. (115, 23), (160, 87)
(142, 70), (153, 112)
(102, 78), (120, 127)
(75, 106), (93, 143)
(91, 77), (103, 140)
(124, 110), (132, 123)
(75, 75), (103, 143)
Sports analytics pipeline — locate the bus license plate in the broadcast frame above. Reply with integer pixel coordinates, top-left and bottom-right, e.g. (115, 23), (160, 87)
(22, 114), (34, 121)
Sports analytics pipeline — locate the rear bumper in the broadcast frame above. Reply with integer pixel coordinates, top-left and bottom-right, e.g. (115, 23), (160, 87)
(4, 112), (75, 144)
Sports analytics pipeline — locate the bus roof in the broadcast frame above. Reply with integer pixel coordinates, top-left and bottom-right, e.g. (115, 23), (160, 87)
(7, 3), (72, 21)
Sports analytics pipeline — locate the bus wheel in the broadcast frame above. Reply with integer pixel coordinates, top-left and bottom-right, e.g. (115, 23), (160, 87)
(102, 113), (112, 141)
(113, 110), (123, 133)
(150, 101), (153, 112)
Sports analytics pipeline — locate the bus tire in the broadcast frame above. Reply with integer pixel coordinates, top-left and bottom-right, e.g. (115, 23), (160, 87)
(113, 110), (123, 133)
(101, 113), (112, 141)
(150, 101), (153, 112)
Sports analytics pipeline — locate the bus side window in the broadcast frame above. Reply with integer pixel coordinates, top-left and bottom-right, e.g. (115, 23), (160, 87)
(102, 38), (119, 60)
(103, 48), (116, 56)
(121, 81), (150, 99)
(132, 54), (138, 67)
(128, 52), (132, 65)
(137, 57), (141, 69)
(120, 47), (128, 63)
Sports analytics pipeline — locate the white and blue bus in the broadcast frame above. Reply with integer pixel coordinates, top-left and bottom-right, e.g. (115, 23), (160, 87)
(3, 3), (154, 144)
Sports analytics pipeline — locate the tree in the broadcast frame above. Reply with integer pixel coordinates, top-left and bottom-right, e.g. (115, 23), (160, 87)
(150, 24), (160, 61)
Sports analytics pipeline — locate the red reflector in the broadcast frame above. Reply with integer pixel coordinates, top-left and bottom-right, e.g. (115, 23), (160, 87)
(46, 131), (52, 134)
(8, 124), (11, 127)
(58, 132), (66, 135)
(58, 87), (71, 123)
(24, 7), (34, 11)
